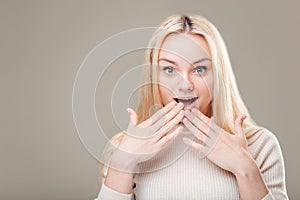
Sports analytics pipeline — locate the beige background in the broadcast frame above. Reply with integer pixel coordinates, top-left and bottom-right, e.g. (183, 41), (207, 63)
(0, 0), (299, 199)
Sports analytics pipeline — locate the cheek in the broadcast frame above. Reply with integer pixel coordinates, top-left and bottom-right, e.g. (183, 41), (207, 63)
(194, 76), (213, 99)
(158, 75), (177, 104)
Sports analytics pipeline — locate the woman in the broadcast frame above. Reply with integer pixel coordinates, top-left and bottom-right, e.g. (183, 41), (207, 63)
(96, 14), (289, 199)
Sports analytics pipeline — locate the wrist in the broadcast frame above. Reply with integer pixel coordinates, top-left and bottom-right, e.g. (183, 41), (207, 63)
(105, 167), (135, 194)
(233, 155), (269, 200)
(110, 150), (138, 173)
(233, 150), (258, 177)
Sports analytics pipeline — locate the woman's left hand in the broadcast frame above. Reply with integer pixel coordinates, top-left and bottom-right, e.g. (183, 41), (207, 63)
(182, 108), (255, 175)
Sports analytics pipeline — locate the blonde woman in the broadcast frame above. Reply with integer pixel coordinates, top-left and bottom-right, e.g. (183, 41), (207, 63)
(96, 14), (288, 199)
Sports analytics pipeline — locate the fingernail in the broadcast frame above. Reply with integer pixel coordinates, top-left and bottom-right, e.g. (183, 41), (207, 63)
(177, 125), (183, 131)
(240, 115), (247, 125)
(178, 102), (184, 108)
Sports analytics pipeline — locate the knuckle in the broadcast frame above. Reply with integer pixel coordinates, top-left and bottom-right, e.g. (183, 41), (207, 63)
(169, 110), (176, 117)
(175, 113), (181, 119)
(165, 124), (172, 132)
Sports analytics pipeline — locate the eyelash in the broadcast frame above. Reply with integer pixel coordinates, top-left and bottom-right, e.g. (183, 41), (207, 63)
(163, 67), (175, 74)
(162, 66), (207, 75)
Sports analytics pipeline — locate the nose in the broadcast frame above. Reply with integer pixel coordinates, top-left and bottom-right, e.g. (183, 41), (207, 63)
(178, 72), (194, 91)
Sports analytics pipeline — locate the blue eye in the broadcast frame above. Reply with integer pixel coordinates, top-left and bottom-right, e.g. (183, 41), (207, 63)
(163, 67), (175, 74)
(194, 66), (207, 74)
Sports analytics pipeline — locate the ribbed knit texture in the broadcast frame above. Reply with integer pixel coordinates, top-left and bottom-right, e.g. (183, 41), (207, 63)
(97, 128), (289, 200)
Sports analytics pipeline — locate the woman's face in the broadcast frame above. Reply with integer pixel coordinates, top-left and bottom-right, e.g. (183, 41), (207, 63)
(158, 33), (213, 117)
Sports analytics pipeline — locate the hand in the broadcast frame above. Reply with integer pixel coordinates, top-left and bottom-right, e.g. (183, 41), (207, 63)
(110, 101), (184, 173)
(182, 108), (254, 175)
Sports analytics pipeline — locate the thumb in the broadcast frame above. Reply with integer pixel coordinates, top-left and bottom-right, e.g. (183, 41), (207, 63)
(235, 114), (247, 137)
(127, 108), (138, 128)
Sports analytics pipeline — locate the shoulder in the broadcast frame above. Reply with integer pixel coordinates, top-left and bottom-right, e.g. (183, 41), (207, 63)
(247, 127), (281, 147)
(246, 127), (285, 169)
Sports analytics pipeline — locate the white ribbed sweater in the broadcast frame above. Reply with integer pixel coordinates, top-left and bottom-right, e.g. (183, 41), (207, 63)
(96, 128), (289, 200)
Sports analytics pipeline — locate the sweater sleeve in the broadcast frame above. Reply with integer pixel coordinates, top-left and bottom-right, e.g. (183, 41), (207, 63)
(95, 165), (135, 200)
(249, 129), (289, 199)
(96, 183), (134, 200)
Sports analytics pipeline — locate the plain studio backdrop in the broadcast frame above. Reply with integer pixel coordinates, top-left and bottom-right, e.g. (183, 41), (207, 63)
(0, 1), (299, 199)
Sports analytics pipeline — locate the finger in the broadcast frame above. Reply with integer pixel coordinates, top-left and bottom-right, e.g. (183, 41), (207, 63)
(191, 108), (210, 125)
(182, 118), (207, 142)
(191, 109), (220, 135)
(150, 102), (184, 133)
(140, 100), (177, 127)
(154, 110), (184, 141)
(156, 125), (183, 147)
(235, 114), (247, 137)
(184, 110), (209, 137)
(127, 108), (138, 129)
(182, 137), (203, 151)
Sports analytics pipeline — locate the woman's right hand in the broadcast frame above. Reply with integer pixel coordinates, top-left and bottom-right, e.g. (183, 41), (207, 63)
(109, 101), (184, 173)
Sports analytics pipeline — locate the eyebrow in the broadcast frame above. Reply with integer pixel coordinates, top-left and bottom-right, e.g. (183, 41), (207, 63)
(158, 57), (212, 65)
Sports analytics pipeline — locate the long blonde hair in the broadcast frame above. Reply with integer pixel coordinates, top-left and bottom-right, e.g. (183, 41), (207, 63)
(97, 14), (263, 190)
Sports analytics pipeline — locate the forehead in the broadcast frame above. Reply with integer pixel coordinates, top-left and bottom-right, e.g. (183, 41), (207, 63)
(159, 33), (211, 63)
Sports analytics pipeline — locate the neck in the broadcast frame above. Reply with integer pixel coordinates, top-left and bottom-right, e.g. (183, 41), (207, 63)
(203, 105), (212, 118)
